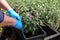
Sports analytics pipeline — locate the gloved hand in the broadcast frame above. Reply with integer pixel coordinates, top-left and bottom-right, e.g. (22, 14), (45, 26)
(7, 8), (21, 21)
(7, 8), (24, 32)
(13, 19), (24, 32)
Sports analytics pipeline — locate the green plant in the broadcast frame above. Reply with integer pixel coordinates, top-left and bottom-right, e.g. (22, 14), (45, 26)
(21, 9), (39, 34)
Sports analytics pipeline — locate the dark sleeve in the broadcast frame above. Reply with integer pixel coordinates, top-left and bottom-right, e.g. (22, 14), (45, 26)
(0, 12), (4, 23)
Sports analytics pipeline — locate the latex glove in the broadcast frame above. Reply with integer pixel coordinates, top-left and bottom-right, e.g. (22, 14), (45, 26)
(7, 8), (24, 32)
(7, 8), (21, 21)
(13, 19), (24, 32)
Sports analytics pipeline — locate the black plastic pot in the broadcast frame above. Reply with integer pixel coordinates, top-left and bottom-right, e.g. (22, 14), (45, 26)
(40, 23), (60, 40)
(9, 25), (46, 40)
(41, 23), (59, 37)
(23, 25), (46, 40)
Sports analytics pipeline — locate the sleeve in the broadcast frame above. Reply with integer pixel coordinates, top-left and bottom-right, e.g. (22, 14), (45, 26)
(0, 12), (4, 23)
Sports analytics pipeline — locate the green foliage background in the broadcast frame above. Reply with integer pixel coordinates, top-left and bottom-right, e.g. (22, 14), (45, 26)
(0, 0), (60, 32)
(7, 0), (60, 29)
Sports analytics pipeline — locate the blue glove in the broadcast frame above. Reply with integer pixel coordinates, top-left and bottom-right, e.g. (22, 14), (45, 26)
(7, 8), (21, 21)
(13, 19), (24, 32)
(7, 8), (24, 32)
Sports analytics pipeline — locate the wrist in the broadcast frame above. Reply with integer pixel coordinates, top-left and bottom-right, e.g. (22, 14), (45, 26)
(13, 20), (23, 31)
(7, 8), (15, 16)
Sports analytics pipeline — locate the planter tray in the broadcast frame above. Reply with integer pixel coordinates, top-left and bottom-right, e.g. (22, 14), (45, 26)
(41, 23), (59, 37)
(23, 25), (46, 40)
(41, 23), (60, 40)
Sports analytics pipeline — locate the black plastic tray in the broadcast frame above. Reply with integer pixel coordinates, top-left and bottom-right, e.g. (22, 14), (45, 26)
(41, 23), (60, 40)
(41, 23), (59, 37)
(22, 25), (46, 40)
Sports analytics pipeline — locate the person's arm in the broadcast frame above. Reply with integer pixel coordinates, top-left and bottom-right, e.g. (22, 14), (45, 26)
(0, 0), (24, 32)
(0, 0), (11, 10)
(0, 15), (16, 27)
(0, 12), (24, 32)
(0, 0), (21, 20)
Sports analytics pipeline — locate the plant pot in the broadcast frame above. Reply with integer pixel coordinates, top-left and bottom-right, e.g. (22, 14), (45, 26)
(40, 23), (60, 40)
(44, 33), (60, 40)
(41, 23), (59, 37)
(22, 25), (46, 40)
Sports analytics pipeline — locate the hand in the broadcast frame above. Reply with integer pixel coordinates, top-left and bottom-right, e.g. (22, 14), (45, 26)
(7, 9), (24, 32)
(13, 19), (24, 32)
(7, 8), (21, 21)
